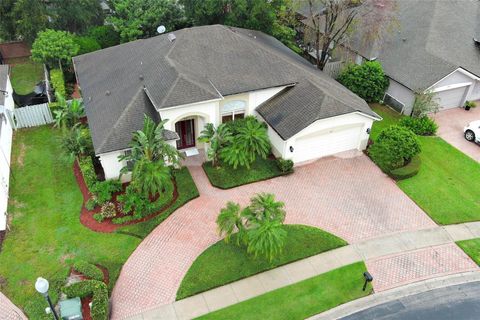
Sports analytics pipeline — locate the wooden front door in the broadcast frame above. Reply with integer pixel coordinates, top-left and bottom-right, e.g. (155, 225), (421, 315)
(175, 119), (195, 149)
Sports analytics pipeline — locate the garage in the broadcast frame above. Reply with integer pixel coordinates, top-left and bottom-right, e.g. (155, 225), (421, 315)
(435, 86), (469, 110)
(292, 124), (364, 163)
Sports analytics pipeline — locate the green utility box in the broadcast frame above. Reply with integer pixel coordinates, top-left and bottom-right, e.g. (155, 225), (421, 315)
(59, 297), (83, 320)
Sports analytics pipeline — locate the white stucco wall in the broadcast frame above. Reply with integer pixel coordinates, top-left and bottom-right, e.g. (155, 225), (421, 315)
(385, 79), (416, 115)
(98, 150), (131, 182)
(1, 75), (15, 231)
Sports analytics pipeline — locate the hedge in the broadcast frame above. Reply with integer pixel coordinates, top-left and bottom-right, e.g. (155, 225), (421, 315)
(389, 155), (421, 180)
(50, 68), (66, 97)
(73, 261), (104, 281)
(62, 280), (109, 320)
(78, 156), (97, 191)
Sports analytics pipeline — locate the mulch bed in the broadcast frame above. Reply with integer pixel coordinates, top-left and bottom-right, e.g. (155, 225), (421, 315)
(73, 160), (178, 233)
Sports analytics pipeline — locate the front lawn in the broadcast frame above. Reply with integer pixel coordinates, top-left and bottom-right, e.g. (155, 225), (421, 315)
(176, 224), (347, 299)
(371, 104), (480, 225)
(0, 126), (198, 318)
(197, 262), (371, 320)
(9, 58), (44, 95)
(203, 157), (286, 189)
(457, 239), (480, 266)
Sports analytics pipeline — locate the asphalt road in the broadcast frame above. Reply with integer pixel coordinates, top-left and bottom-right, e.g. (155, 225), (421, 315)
(343, 281), (480, 320)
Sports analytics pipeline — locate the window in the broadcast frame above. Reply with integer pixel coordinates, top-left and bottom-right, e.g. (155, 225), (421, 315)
(221, 100), (246, 123)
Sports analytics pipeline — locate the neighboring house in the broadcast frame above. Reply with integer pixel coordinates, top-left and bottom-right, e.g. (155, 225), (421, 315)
(0, 65), (15, 231)
(73, 25), (380, 181)
(0, 41), (31, 64)
(299, 0), (480, 115)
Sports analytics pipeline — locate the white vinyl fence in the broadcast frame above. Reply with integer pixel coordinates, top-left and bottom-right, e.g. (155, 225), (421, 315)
(10, 103), (54, 129)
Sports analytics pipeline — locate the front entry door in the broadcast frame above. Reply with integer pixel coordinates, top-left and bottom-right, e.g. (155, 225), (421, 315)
(175, 119), (195, 149)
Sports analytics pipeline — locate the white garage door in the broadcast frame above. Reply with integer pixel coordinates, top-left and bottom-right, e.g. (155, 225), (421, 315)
(293, 125), (363, 163)
(436, 86), (468, 110)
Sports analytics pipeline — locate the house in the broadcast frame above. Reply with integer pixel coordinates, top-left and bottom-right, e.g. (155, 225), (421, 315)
(299, 0), (480, 114)
(73, 25), (380, 181)
(0, 65), (15, 231)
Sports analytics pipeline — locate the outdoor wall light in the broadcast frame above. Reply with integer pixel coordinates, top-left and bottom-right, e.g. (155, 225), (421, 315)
(289, 146), (294, 152)
(362, 271), (373, 291)
(366, 127), (371, 134)
(35, 277), (59, 320)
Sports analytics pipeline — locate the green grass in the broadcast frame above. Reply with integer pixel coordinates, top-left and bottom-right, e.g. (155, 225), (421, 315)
(371, 104), (480, 225)
(9, 58), (44, 95)
(457, 239), (480, 265)
(203, 157), (286, 189)
(197, 262), (371, 320)
(176, 224), (347, 299)
(369, 102), (403, 139)
(0, 126), (198, 318)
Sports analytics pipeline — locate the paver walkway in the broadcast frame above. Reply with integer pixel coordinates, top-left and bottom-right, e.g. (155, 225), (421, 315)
(111, 153), (434, 319)
(0, 292), (27, 320)
(125, 223), (480, 320)
(433, 104), (480, 162)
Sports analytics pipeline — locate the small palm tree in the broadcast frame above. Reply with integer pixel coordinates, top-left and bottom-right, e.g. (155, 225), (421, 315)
(53, 92), (85, 129)
(249, 193), (286, 223)
(199, 123), (232, 167)
(61, 123), (94, 158)
(216, 201), (248, 245)
(131, 159), (174, 198)
(247, 220), (287, 262)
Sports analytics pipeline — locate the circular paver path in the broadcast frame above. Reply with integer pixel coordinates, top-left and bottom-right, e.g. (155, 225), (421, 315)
(111, 154), (435, 319)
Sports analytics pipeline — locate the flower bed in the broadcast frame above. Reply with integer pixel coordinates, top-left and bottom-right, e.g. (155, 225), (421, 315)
(74, 160), (178, 233)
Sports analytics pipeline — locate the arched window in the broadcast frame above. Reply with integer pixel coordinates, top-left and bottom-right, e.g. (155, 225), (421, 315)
(221, 100), (246, 123)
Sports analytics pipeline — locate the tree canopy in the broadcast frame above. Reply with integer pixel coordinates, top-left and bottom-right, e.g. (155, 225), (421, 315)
(49, 0), (104, 34)
(107, 0), (189, 42)
(31, 29), (79, 67)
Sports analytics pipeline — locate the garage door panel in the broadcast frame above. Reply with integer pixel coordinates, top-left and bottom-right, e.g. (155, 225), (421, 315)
(435, 86), (468, 110)
(293, 125), (362, 163)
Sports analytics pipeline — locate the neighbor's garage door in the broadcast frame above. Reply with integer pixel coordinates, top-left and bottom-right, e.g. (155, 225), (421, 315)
(293, 125), (363, 163)
(435, 86), (468, 110)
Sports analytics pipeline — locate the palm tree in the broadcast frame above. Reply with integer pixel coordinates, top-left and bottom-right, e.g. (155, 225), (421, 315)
(247, 220), (287, 262)
(222, 117), (270, 169)
(216, 201), (249, 245)
(131, 159), (174, 198)
(53, 92), (85, 129)
(199, 123), (232, 167)
(248, 193), (286, 223)
(61, 123), (94, 158)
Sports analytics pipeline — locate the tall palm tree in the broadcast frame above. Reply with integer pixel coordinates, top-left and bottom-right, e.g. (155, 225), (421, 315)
(247, 219), (287, 262)
(216, 201), (248, 245)
(199, 123), (232, 167)
(131, 159), (174, 198)
(248, 193), (286, 223)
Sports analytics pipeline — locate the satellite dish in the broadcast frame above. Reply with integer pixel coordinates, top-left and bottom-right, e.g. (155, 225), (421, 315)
(157, 25), (166, 34)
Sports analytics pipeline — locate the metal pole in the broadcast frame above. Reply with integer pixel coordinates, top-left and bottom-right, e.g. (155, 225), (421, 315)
(45, 294), (59, 320)
(362, 280), (368, 291)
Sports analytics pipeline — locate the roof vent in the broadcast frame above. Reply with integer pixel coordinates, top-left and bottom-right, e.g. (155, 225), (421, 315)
(168, 33), (176, 42)
(139, 74), (144, 81)
(105, 90), (111, 96)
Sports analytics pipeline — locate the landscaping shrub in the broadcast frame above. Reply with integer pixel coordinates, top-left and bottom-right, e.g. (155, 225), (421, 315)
(75, 36), (101, 55)
(93, 213), (104, 222)
(100, 202), (117, 219)
(78, 156), (97, 191)
(73, 261), (104, 281)
(50, 68), (66, 97)
(276, 158), (294, 173)
(62, 280), (108, 320)
(389, 155), (421, 180)
(399, 116), (438, 136)
(85, 198), (97, 211)
(368, 125), (421, 172)
(337, 61), (389, 103)
(87, 25), (120, 48)
(465, 100), (477, 109)
(90, 180), (122, 205)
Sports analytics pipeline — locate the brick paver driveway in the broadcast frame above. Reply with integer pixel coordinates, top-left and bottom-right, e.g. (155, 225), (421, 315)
(433, 104), (480, 162)
(111, 153), (435, 319)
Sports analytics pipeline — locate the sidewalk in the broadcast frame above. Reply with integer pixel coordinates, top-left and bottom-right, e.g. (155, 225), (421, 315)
(0, 292), (27, 320)
(125, 222), (480, 320)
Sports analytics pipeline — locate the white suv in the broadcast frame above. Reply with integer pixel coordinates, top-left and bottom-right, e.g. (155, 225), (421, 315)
(464, 120), (480, 143)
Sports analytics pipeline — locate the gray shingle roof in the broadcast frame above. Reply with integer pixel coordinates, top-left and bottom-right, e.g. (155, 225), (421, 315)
(74, 25), (377, 154)
(355, 0), (480, 91)
(0, 65), (9, 106)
